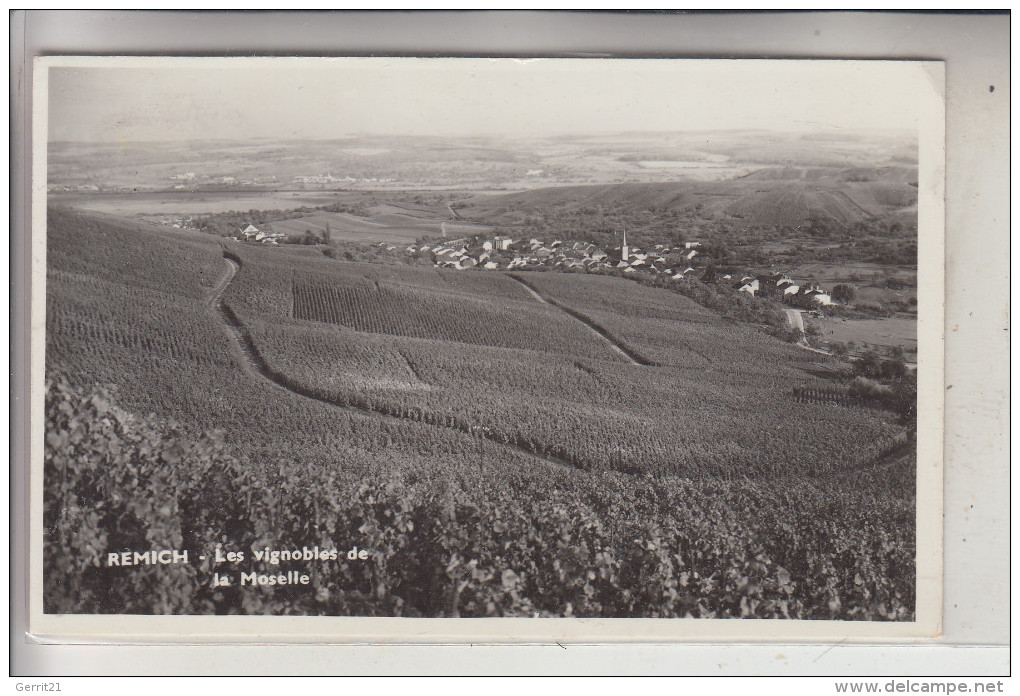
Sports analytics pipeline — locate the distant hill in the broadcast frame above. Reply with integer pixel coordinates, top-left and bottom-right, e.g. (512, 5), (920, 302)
(457, 168), (918, 230)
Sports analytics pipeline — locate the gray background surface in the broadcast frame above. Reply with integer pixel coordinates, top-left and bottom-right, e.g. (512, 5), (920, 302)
(10, 10), (1009, 675)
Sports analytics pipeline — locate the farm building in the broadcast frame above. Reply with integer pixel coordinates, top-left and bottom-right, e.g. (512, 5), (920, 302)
(755, 273), (786, 299)
(255, 229), (286, 244)
(239, 224), (260, 241)
(737, 279), (760, 296)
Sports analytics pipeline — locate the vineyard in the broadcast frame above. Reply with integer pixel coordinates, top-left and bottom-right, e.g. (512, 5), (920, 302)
(290, 279), (626, 361)
(43, 207), (917, 620)
(213, 244), (910, 480)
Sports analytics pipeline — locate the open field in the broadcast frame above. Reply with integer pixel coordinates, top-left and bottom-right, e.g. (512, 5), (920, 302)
(51, 191), (493, 244)
(785, 262), (917, 285)
(269, 211), (488, 243)
(48, 131), (917, 193)
(49, 190), (361, 215)
(808, 315), (918, 355)
(455, 170), (917, 232)
(44, 207), (916, 619)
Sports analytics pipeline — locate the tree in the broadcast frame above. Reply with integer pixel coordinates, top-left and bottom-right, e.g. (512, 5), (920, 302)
(854, 349), (882, 379)
(831, 284), (857, 304)
(699, 241), (731, 262)
(322, 221), (332, 245)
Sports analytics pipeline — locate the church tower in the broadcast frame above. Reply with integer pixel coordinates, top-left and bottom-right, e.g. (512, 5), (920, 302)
(621, 230), (629, 261)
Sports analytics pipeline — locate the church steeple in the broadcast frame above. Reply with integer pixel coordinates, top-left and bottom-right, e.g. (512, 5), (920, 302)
(621, 229), (629, 262)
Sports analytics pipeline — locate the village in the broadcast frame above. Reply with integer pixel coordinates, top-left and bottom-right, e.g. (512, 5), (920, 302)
(234, 222), (839, 308)
(392, 231), (836, 308)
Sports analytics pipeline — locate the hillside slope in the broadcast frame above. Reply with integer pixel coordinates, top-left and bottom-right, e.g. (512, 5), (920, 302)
(43, 206), (917, 620)
(457, 171), (917, 230)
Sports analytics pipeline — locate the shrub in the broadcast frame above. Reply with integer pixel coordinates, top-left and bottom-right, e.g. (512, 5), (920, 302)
(44, 378), (914, 620)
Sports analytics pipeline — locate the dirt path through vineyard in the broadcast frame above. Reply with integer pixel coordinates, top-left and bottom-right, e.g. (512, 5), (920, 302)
(208, 254), (575, 471)
(785, 307), (833, 356)
(506, 274), (647, 366)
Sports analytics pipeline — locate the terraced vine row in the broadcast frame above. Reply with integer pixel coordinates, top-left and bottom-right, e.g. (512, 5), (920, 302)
(287, 275), (627, 362)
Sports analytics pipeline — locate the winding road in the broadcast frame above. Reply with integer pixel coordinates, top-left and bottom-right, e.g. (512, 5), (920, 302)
(785, 307), (833, 356)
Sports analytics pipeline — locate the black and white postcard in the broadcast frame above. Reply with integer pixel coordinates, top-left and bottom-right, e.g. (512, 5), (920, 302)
(30, 57), (944, 642)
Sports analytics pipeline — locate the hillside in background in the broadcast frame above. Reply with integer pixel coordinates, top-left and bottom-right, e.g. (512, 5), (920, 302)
(456, 166), (917, 232)
(48, 129), (917, 193)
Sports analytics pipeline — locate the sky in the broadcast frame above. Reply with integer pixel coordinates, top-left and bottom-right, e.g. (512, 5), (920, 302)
(46, 58), (926, 142)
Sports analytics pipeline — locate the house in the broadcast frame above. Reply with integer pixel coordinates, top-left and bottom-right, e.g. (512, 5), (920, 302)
(685, 241), (702, 249)
(616, 260), (630, 269)
(804, 289), (833, 306)
(484, 261), (499, 270)
(239, 224), (260, 241)
(783, 284), (801, 296)
(737, 279), (760, 296)
(255, 228), (286, 244)
(590, 249), (608, 262)
(755, 273), (785, 299)
(456, 256), (478, 270)
(493, 236), (513, 251)
(482, 240), (494, 252)
(685, 249), (698, 260)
